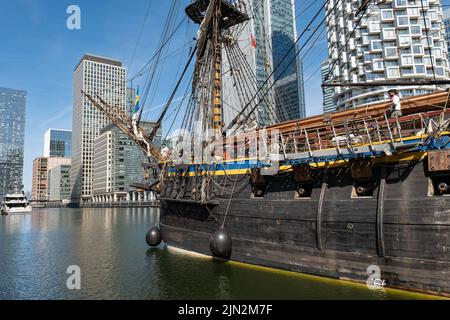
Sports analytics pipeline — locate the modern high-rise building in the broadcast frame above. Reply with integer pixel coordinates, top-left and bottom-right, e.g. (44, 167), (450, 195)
(0, 87), (26, 197)
(44, 129), (72, 158)
(321, 59), (336, 113)
(222, 0), (306, 127)
(48, 164), (71, 202)
(92, 121), (162, 202)
(253, 0), (305, 123)
(70, 54), (127, 203)
(326, 0), (450, 110)
(444, 8), (450, 55)
(32, 157), (71, 202)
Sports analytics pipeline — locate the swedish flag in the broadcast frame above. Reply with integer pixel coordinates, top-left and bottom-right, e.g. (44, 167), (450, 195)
(133, 87), (140, 114)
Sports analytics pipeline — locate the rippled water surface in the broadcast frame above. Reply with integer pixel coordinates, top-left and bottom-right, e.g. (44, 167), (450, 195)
(0, 208), (439, 300)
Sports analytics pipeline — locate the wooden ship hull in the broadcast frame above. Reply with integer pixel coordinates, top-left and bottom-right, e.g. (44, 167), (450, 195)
(158, 93), (450, 297)
(159, 160), (450, 296)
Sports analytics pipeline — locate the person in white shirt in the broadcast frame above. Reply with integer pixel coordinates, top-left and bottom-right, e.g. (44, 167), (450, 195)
(161, 144), (171, 160)
(389, 89), (402, 118)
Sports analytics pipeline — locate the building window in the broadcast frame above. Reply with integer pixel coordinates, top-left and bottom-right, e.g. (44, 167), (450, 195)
(409, 25), (422, 36)
(421, 36), (433, 47)
(398, 35), (411, 46)
(385, 47), (398, 58)
(412, 45), (424, 55)
(373, 59), (384, 71)
(432, 48), (442, 58)
(407, 8), (420, 17)
(428, 10), (438, 21)
(381, 9), (394, 20)
(414, 65), (426, 75)
(424, 56), (434, 66)
(369, 21), (381, 33)
(370, 40), (383, 51)
(420, 17), (431, 29)
(401, 54), (414, 66)
(402, 67), (414, 76)
(397, 16), (409, 27)
(435, 66), (445, 77)
(383, 28), (396, 40)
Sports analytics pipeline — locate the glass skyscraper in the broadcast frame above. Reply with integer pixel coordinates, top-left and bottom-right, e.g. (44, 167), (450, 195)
(0, 87), (26, 197)
(252, 0), (306, 124)
(222, 0), (306, 126)
(321, 59), (336, 113)
(44, 129), (72, 158)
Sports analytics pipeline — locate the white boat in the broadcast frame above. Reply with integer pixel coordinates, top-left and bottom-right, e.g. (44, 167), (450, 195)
(1, 193), (32, 215)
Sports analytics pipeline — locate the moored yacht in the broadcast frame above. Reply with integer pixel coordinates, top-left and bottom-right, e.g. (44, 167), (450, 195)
(1, 193), (32, 215)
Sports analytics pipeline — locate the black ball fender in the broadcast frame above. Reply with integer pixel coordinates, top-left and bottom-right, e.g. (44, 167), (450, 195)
(209, 228), (232, 259)
(146, 227), (162, 247)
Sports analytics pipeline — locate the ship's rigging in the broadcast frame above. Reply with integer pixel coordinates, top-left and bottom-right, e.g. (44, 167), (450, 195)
(82, 0), (450, 174)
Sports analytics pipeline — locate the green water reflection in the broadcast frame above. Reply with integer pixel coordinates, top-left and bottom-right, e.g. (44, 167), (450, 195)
(0, 208), (441, 300)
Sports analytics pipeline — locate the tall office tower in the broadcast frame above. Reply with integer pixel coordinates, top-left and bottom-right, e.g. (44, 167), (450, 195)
(253, 0), (306, 123)
(92, 121), (162, 202)
(32, 157), (71, 202)
(70, 54), (126, 204)
(222, 0), (306, 127)
(0, 87), (26, 197)
(326, 0), (450, 111)
(44, 129), (72, 158)
(321, 59), (336, 113)
(444, 9), (450, 55)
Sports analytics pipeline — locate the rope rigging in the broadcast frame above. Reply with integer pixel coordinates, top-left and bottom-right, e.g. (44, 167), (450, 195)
(226, 0), (333, 133)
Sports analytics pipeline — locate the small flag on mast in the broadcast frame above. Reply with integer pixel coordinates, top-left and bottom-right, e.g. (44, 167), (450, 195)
(133, 87), (140, 114)
(251, 34), (257, 49)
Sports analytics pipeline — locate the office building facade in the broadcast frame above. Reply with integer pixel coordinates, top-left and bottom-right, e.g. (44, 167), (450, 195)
(32, 157), (48, 202)
(326, 0), (450, 110)
(44, 129), (72, 158)
(92, 121), (162, 202)
(48, 164), (71, 202)
(32, 157), (71, 202)
(0, 87), (26, 197)
(70, 54), (127, 203)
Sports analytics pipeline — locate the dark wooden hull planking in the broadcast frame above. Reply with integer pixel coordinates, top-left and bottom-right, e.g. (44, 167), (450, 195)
(159, 160), (450, 296)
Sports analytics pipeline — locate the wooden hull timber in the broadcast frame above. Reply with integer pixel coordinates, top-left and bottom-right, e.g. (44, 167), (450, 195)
(159, 158), (450, 297)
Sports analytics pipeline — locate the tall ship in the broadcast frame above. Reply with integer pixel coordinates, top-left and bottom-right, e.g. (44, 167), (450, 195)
(84, 0), (450, 296)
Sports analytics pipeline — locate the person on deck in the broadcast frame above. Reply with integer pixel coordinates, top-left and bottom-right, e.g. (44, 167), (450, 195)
(388, 89), (402, 118)
(161, 144), (171, 160)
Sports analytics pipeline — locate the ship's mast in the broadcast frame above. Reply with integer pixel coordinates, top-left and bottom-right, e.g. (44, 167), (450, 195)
(211, 2), (223, 139)
(186, 0), (250, 140)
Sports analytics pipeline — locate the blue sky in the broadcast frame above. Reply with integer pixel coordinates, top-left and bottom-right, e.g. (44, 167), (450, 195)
(0, 0), (448, 192)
